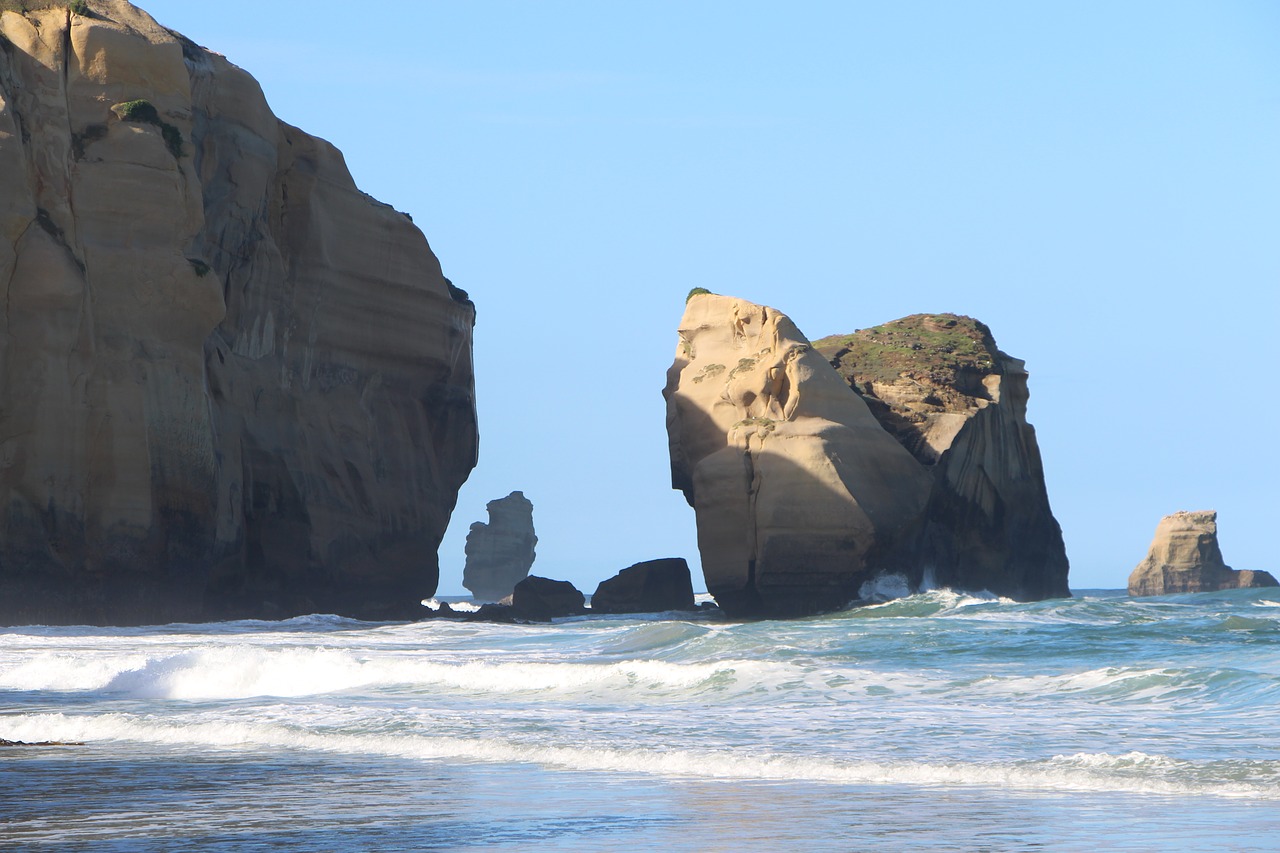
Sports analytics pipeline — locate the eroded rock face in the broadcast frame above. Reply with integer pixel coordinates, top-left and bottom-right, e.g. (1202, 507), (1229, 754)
(462, 491), (537, 602)
(1128, 511), (1278, 596)
(664, 294), (933, 617)
(0, 2), (477, 624)
(666, 297), (1070, 617)
(814, 314), (1069, 601)
(591, 557), (696, 614)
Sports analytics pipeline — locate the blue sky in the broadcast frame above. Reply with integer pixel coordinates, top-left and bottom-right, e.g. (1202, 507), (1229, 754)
(140, 1), (1279, 592)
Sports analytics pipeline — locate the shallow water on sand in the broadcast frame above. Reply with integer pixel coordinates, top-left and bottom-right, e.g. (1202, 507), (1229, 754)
(3, 588), (1279, 851)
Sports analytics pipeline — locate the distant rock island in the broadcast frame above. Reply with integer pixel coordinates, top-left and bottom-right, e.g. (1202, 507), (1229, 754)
(0, 2), (476, 624)
(1128, 511), (1277, 596)
(462, 491), (537, 602)
(664, 293), (1069, 618)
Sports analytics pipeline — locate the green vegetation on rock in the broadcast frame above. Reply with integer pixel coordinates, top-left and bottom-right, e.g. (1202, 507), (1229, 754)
(112, 99), (184, 159)
(812, 313), (998, 387)
(686, 287), (712, 302)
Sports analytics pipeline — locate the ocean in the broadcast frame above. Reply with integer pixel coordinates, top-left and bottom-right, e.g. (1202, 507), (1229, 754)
(1, 587), (1278, 852)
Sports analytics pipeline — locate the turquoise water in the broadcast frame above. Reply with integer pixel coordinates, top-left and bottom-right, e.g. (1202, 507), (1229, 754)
(2, 588), (1278, 851)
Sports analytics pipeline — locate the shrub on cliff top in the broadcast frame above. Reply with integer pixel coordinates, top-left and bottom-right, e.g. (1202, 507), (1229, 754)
(69, 0), (88, 15)
(686, 287), (712, 302)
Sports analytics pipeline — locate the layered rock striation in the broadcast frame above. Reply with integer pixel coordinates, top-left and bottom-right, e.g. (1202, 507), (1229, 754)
(665, 296), (1068, 618)
(0, 2), (477, 624)
(814, 314), (1069, 601)
(1128, 511), (1277, 596)
(462, 491), (537, 602)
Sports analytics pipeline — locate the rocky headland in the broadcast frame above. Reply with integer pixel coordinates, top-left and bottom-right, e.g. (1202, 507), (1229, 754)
(0, 1), (476, 624)
(664, 293), (1069, 618)
(1128, 510), (1277, 596)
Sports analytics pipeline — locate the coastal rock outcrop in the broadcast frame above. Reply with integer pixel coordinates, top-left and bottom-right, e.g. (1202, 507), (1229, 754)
(664, 294), (933, 617)
(1128, 511), (1278, 596)
(591, 558), (696, 614)
(462, 491), (537, 602)
(665, 296), (1069, 618)
(0, 2), (477, 624)
(814, 314), (1069, 601)
(509, 576), (586, 621)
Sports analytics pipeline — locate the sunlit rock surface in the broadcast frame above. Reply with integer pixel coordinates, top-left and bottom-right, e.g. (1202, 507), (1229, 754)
(664, 294), (932, 618)
(1128, 511), (1277, 596)
(665, 296), (1069, 618)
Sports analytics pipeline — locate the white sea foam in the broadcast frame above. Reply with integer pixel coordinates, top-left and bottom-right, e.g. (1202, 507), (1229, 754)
(421, 599), (480, 613)
(0, 646), (793, 700)
(4, 712), (1275, 801)
(857, 573), (911, 601)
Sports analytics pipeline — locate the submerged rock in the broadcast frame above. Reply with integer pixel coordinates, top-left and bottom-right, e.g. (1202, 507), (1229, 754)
(0, 3), (477, 624)
(510, 576), (586, 621)
(591, 558), (696, 614)
(462, 492), (538, 602)
(1128, 511), (1277, 596)
(664, 295), (1069, 618)
(814, 313), (1069, 601)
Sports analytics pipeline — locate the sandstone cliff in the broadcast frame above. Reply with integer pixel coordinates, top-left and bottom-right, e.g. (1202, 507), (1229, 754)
(665, 297), (1069, 617)
(0, 1), (477, 624)
(462, 491), (537, 602)
(1128, 511), (1277, 596)
(814, 314), (1069, 600)
(664, 294), (933, 617)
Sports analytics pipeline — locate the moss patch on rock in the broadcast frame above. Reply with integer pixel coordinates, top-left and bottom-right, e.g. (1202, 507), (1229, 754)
(111, 99), (184, 159)
(813, 313), (998, 388)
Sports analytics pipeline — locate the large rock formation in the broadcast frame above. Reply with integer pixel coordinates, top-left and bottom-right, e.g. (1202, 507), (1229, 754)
(462, 491), (537, 602)
(664, 294), (934, 617)
(591, 557), (696, 614)
(664, 296), (1069, 618)
(1128, 511), (1277, 596)
(814, 314), (1069, 601)
(0, 2), (477, 624)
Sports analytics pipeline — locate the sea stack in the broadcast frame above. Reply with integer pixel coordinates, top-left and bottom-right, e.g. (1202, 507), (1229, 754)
(664, 294), (1069, 618)
(1128, 511), (1277, 596)
(814, 314), (1070, 601)
(663, 293), (933, 617)
(462, 491), (538, 602)
(0, 2), (477, 624)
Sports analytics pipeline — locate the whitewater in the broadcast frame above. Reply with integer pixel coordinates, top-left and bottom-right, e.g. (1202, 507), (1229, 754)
(2, 588), (1278, 851)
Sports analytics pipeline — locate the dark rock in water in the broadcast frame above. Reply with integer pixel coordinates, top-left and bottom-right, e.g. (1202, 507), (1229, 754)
(462, 492), (538, 602)
(1128, 511), (1278, 596)
(591, 558), (697, 614)
(467, 603), (519, 624)
(510, 576), (586, 621)
(0, 6), (477, 626)
(665, 295), (1069, 619)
